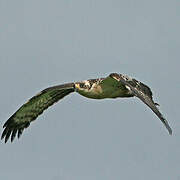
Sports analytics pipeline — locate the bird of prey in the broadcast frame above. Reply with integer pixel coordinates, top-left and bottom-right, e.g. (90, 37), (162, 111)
(1, 73), (172, 143)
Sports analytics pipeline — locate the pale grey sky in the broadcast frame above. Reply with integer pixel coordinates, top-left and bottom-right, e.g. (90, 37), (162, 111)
(0, 0), (180, 180)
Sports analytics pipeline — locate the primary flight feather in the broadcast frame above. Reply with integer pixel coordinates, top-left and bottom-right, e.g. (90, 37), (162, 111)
(1, 73), (172, 143)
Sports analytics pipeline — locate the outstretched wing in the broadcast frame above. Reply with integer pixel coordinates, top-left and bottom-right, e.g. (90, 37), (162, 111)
(110, 73), (172, 135)
(1, 83), (75, 143)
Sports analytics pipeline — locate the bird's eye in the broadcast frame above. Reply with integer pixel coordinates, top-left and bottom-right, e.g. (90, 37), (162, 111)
(80, 84), (84, 88)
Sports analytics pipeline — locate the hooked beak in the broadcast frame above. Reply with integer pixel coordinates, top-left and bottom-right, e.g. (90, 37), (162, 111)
(74, 83), (80, 90)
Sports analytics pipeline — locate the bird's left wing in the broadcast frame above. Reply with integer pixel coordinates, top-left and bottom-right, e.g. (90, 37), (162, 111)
(110, 73), (172, 135)
(1, 83), (75, 143)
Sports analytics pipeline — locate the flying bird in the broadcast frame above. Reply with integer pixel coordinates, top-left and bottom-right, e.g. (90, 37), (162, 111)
(1, 73), (172, 143)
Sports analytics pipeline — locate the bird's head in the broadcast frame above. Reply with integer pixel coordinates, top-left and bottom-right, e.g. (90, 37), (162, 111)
(75, 81), (91, 92)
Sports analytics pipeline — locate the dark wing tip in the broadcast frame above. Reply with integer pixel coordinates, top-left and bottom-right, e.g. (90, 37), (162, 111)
(1, 118), (30, 143)
(169, 129), (172, 135)
(166, 125), (172, 135)
(163, 119), (172, 135)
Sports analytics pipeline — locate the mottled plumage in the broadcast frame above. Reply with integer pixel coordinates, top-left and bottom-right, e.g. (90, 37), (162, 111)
(1, 73), (172, 143)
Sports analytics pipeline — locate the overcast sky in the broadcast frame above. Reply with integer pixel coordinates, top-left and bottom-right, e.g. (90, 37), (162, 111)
(0, 0), (180, 180)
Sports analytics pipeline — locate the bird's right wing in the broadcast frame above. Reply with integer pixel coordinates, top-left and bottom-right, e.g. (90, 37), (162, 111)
(109, 73), (172, 135)
(1, 83), (75, 143)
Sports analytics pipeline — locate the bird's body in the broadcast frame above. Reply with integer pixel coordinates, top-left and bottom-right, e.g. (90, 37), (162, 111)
(75, 77), (133, 99)
(1, 73), (172, 143)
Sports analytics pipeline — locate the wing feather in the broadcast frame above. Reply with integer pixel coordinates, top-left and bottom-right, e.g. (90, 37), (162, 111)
(1, 83), (75, 142)
(110, 73), (172, 135)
